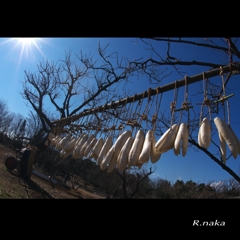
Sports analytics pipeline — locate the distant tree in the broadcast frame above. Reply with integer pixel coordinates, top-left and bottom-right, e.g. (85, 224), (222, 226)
(113, 167), (155, 199)
(25, 111), (43, 139)
(153, 178), (172, 198)
(7, 113), (24, 138)
(0, 98), (14, 135)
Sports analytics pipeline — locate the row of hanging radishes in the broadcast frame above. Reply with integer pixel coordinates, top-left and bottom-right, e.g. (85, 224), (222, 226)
(47, 116), (240, 172)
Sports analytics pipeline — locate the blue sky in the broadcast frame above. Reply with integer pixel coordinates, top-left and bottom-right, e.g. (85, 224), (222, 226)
(1, 37), (240, 185)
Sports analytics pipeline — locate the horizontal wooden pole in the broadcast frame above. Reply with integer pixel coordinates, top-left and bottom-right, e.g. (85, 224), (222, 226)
(51, 64), (240, 127)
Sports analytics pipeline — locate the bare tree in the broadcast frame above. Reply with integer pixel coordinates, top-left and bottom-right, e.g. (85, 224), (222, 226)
(114, 166), (155, 199)
(0, 98), (14, 134)
(20, 37), (240, 188)
(21, 44), (137, 133)
(25, 111), (43, 139)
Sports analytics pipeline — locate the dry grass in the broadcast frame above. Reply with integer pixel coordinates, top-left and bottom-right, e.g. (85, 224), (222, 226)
(0, 144), (105, 199)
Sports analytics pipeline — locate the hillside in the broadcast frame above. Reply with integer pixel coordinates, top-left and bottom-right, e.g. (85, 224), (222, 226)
(0, 144), (105, 199)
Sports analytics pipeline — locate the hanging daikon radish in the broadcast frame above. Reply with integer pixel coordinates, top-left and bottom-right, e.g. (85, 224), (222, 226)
(59, 148), (71, 159)
(72, 133), (88, 159)
(174, 123), (188, 157)
(104, 130), (132, 173)
(151, 134), (161, 163)
(56, 134), (71, 149)
(97, 136), (113, 166)
(155, 124), (179, 153)
(219, 132), (226, 164)
(58, 134), (72, 150)
(75, 133), (88, 157)
(50, 135), (61, 147)
(102, 130), (132, 172)
(48, 132), (55, 142)
(71, 134), (84, 153)
(198, 117), (211, 149)
(89, 138), (104, 160)
(214, 117), (238, 159)
(63, 137), (77, 153)
(49, 136), (57, 146)
(72, 133), (85, 150)
(83, 137), (97, 157)
(198, 127), (203, 148)
(228, 126), (240, 155)
(79, 135), (94, 157)
(54, 135), (63, 146)
(138, 130), (153, 164)
(117, 136), (134, 171)
(56, 136), (64, 149)
(71, 135), (82, 156)
(101, 147), (115, 171)
(128, 129), (145, 166)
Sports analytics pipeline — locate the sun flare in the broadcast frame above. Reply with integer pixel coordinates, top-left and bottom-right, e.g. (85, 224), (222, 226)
(15, 38), (38, 45)
(9, 37), (46, 60)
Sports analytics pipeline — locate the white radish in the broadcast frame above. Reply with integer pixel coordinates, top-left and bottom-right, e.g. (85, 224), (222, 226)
(228, 126), (240, 155)
(58, 134), (72, 150)
(89, 138), (104, 160)
(56, 134), (68, 149)
(84, 137), (97, 157)
(198, 118), (211, 149)
(97, 136), (113, 166)
(79, 135), (94, 157)
(101, 147), (115, 171)
(138, 130), (153, 164)
(219, 132), (226, 164)
(64, 137), (77, 153)
(214, 117), (238, 159)
(52, 135), (62, 147)
(155, 124), (179, 153)
(72, 133), (88, 159)
(198, 126), (203, 147)
(151, 134), (161, 163)
(71, 135), (83, 157)
(174, 123), (188, 157)
(48, 132), (55, 141)
(128, 129), (145, 166)
(117, 136), (134, 171)
(105, 130), (132, 173)
(56, 137), (64, 149)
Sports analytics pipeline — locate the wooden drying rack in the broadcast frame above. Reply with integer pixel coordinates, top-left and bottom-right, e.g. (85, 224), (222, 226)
(51, 64), (240, 128)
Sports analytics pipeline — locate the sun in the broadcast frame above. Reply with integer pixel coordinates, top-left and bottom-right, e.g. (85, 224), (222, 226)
(15, 38), (38, 46)
(12, 38), (40, 50)
(9, 37), (47, 60)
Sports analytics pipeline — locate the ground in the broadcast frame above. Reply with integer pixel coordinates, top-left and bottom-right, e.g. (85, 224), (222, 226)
(0, 144), (105, 199)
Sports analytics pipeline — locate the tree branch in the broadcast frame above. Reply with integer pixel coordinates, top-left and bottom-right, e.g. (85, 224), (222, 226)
(189, 138), (240, 183)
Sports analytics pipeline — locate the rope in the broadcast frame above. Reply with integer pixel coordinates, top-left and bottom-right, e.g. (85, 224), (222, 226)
(170, 81), (178, 128)
(220, 70), (230, 125)
(179, 75), (190, 126)
(152, 88), (163, 132)
(138, 92), (147, 128)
